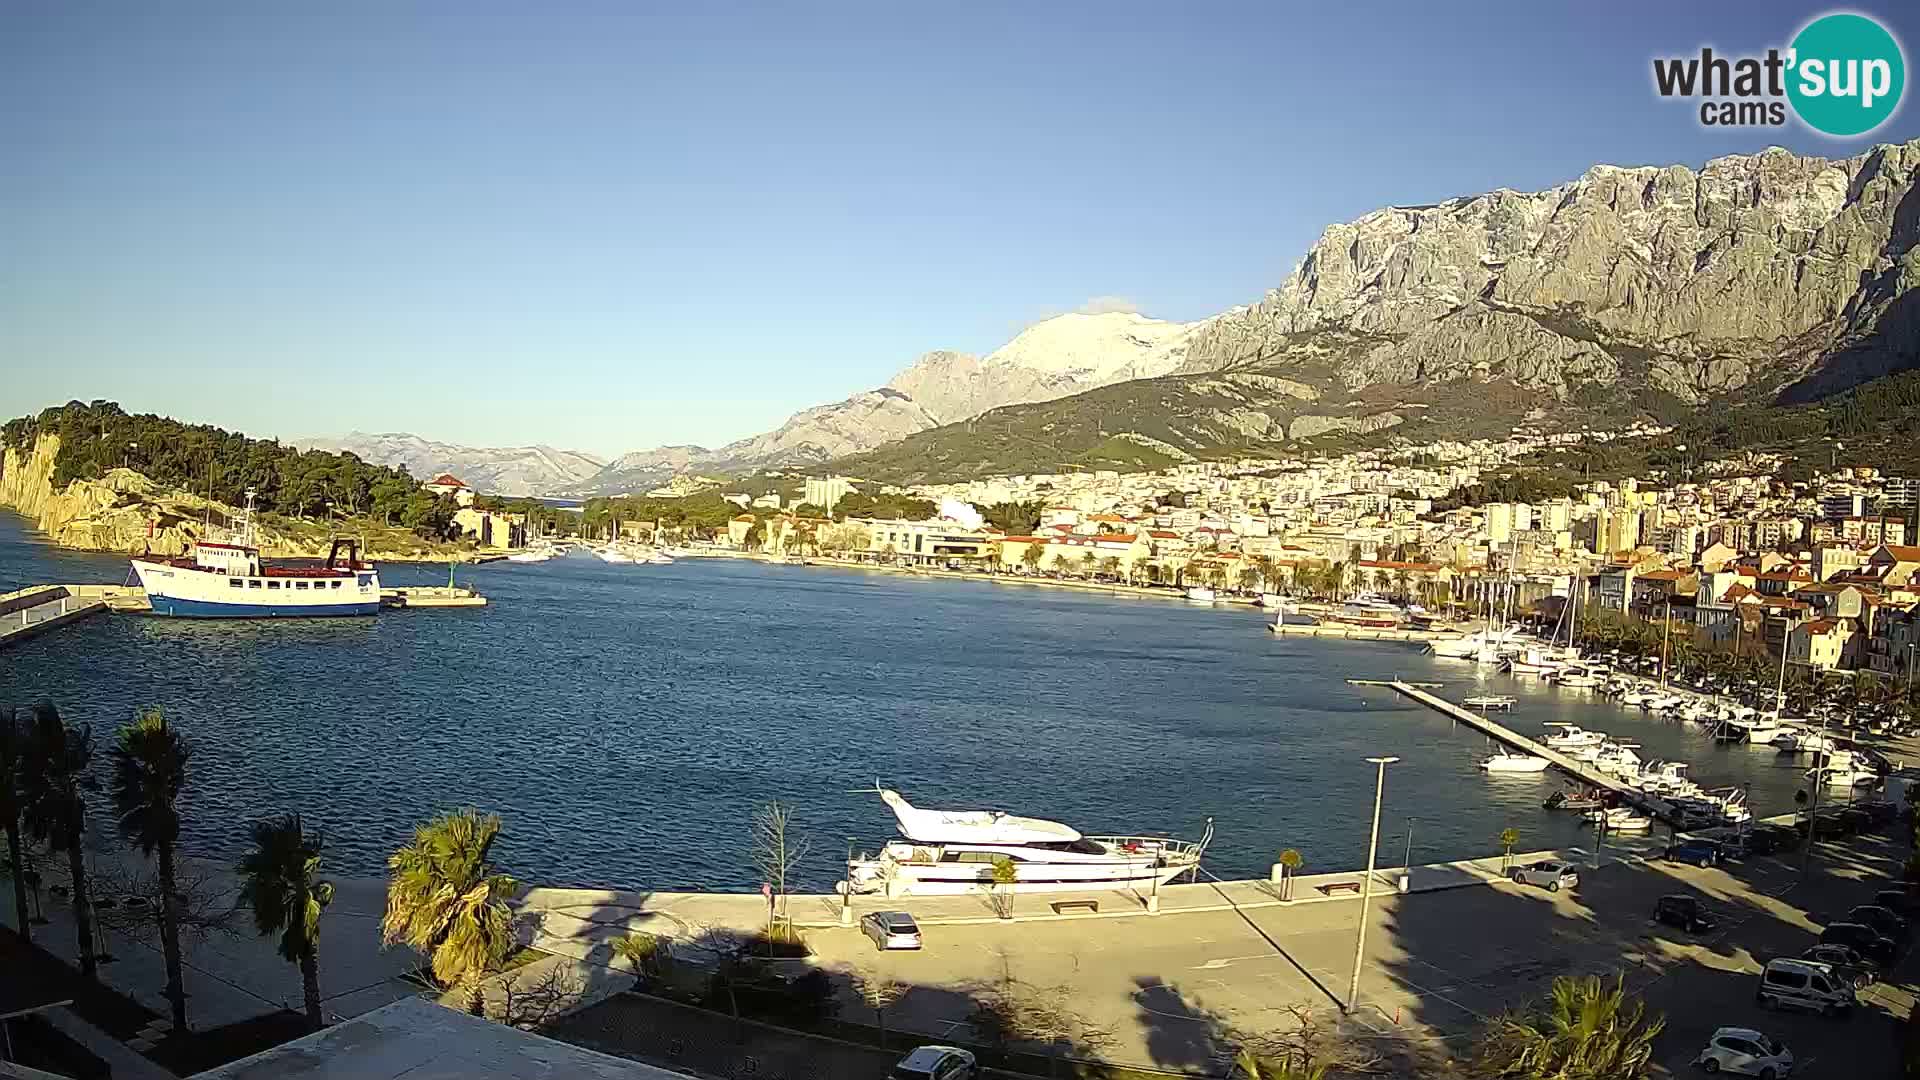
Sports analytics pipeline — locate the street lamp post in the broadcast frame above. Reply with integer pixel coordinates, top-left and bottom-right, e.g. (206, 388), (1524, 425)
(1402, 818), (1415, 876)
(841, 837), (855, 926)
(1346, 755), (1399, 1015)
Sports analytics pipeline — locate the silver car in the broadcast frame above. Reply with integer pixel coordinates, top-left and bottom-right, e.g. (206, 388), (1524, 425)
(1509, 860), (1579, 892)
(862, 910), (923, 950)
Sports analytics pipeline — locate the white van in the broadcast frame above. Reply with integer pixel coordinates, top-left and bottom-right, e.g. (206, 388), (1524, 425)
(1756, 957), (1853, 1015)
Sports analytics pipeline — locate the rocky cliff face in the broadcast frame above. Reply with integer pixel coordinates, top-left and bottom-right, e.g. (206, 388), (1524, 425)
(1180, 140), (1920, 406)
(0, 434), (465, 561)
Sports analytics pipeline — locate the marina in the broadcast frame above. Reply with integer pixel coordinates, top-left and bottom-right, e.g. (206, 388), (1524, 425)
(0, 510), (1863, 891)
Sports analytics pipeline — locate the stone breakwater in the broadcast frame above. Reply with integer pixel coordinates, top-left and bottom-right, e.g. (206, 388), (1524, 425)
(0, 434), (473, 563)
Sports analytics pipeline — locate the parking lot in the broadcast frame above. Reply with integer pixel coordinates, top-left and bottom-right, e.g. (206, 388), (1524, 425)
(793, 824), (1918, 1074)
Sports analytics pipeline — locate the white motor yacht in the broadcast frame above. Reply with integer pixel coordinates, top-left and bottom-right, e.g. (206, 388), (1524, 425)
(1427, 627), (1532, 660)
(1185, 586), (1217, 603)
(1481, 751), (1552, 773)
(1590, 742), (1643, 778)
(594, 545), (634, 564)
(843, 790), (1211, 897)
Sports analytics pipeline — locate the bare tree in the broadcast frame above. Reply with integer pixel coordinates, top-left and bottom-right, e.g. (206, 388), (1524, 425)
(90, 858), (240, 944)
(491, 958), (587, 1031)
(968, 953), (1114, 1076)
(750, 802), (808, 930)
(1230, 1003), (1383, 1078)
(850, 964), (906, 1047)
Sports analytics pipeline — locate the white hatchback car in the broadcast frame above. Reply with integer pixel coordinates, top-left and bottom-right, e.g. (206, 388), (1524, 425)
(1508, 860), (1579, 892)
(1695, 1026), (1793, 1077)
(890, 1045), (976, 1080)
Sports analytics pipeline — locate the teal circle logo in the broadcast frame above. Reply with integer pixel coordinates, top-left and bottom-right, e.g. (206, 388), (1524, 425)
(1788, 13), (1905, 136)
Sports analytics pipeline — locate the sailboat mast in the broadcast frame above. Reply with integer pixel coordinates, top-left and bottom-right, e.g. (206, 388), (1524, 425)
(1774, 613), (1790, 715)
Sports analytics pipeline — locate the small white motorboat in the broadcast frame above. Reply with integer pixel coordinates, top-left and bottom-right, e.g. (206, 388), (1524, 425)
(1185, 586), (1217, 603)
(1541, 723), (1606, 749)
(1463, 694), (1516, 710)
(1481, 751), (1552, 773)
(1585, 806), (1653, 831)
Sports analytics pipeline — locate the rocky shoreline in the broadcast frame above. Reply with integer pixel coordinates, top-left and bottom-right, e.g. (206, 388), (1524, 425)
(0, 434), (482, 564)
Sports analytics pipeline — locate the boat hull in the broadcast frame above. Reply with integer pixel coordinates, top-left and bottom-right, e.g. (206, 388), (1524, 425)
(132, 558), (379, 618)
(146, 596), (379, 618)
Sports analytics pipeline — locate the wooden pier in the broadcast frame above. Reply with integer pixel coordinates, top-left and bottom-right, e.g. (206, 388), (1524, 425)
(1376, 680), (1674, 823)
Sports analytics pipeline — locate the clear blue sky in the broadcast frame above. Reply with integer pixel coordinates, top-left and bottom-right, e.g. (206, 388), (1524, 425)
(5, 1), (1918, 458)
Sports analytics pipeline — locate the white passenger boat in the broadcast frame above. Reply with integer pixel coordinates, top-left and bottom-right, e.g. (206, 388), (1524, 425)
(843, 789), (1211, 897)
(1481, 751), (1552, 773)
(129, 490), (379, 618)
(1185, 586), (1217, 603)
(594, 546), (634, 564)
(1550, 665), (1603, 688)
(1258, 593), (1287, 609)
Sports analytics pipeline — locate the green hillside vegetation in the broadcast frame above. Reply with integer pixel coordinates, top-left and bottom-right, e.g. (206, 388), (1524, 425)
(1, 400), (458, 539)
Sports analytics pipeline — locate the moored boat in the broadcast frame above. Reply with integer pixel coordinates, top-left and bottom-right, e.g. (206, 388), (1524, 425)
(843, 789), (1211, 897)
(129, 491), (379, 618)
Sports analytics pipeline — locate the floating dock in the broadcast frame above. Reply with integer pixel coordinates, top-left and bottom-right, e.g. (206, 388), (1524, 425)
(1374, 680), (1674, 824)
(380, 585), (487, 608)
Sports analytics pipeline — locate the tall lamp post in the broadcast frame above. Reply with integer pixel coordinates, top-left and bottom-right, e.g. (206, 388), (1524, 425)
(841, 837), (856, 926)
(1346, 755), (1399, 1015)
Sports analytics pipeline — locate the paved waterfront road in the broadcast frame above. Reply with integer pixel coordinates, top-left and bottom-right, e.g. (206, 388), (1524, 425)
(776, 830), (1918, 1075)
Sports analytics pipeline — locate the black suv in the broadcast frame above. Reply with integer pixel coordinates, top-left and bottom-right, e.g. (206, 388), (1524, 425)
(1822, 922), (1897, 966)
(1847, 904), (1911, 943)
(1654, 894), (1716, 933)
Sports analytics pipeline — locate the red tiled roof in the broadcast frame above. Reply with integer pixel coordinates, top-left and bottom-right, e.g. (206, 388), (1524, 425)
(1803, 618), (1843, 634)
(429, 473), (467, 487)
(1880, 545), (1920, 561)
(1147, 530), (1180, 539)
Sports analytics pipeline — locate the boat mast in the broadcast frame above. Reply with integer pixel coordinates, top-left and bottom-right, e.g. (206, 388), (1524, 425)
(1773, 612), (1790, 716)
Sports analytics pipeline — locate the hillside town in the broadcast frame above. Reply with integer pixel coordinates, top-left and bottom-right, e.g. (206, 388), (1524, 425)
(510, 420), (1920, 689)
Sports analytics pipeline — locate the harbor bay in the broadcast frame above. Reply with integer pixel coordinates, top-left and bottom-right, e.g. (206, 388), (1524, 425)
(0, 510), (1820, 892)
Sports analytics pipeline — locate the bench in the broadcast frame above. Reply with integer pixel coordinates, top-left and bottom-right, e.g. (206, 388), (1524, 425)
(1050, 899), (1099, 915)
(1320, 881), (1363, 897)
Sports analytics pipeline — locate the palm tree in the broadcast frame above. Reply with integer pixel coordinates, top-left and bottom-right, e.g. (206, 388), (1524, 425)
(238, 815), (335, 1029)
(1020, 544), (1044, 574)
(1499, 827), (1520, 872)
(109, 708), (192, 1030)
(0, 706), (30, 943)
(1078, 551), (1096, 578)
(1100, 555), (1121, 581)
(1392, 568), (1412, 602)
(1474, 974), (1663, 1078)
(1234, 1048), (1326, 1080)
(381, 810), (518, 1009)
(19, 704), (99, 977)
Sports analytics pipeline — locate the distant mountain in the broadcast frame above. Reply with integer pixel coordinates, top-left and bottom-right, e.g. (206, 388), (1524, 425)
(572, 311), (1206, 492)
(297, 432), (606, 496)
(834, 139), (1920, 483)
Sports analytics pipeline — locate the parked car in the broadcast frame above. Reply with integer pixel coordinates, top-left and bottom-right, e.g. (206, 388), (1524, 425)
(1694, 1026), (1794, 1076)
(1802, 943), (1878, 989)
(1666, 839), (1723, 868)
(1746, 824), (1797, 855)
(1846, 904), (1910, 942)
(1654, 894), (1717, 933)
(1836, 807), (1874, 834)
(1714, 832), (1755, 859)
(1873, 889), (1913, 917)
(1820, 922), (1897, 966)
(861, 911), (924, 951)
(1755, 957), (1853, 1017)
(1508, 860), (1579, 892)
(1856, 799), (1901, 827)
(891, 1046), (976, 1080)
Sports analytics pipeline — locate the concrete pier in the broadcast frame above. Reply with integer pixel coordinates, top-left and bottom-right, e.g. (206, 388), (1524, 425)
(380, 585), (487, 608)
(0, 584), (115, 649)
(1268, 621), (1446, 642)
(1377, 680), (1674, 822)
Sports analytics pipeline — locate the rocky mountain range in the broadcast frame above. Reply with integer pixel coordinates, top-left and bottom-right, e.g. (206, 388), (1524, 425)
(317, 138), (1920, 492)
(294, 432), (606, 497)
(838, 138), (1920, 482)
(573, 310), (1206, 493)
